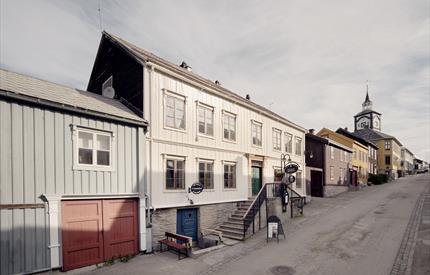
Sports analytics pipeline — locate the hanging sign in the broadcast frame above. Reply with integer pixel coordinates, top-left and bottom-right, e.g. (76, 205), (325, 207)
(284, 163), (299, 174)
(288, 175), (296, 184)
(189, 182), (204, 194)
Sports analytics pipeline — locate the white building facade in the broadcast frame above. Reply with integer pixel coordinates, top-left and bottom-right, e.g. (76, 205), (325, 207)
(87, 32), (307, 246)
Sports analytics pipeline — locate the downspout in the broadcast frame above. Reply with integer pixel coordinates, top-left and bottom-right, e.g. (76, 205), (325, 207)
(146, 62), (155, 227)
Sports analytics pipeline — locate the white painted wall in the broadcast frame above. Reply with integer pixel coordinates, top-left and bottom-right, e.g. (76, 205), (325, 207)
(143, 66), (306, 209)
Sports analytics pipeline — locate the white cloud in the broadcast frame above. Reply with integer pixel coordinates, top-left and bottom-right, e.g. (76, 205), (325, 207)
(1, 0), (429, 160)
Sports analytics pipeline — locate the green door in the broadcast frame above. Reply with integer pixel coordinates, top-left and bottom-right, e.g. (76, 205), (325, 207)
(252, 166), (262, 196)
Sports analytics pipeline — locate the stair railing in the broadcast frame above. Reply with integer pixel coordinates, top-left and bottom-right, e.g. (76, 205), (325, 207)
(242, 183), (277, 239)
(287, 185), (306, 218)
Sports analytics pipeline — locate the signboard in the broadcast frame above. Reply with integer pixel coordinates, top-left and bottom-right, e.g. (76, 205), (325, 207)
(284, 163), (299, 174)
(267, 216), (285, 243)
(189, 182), (204, 194)
(288, 175), (296, 184)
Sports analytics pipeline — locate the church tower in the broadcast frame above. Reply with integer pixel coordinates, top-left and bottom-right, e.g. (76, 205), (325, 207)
(354, 83), (382, 132)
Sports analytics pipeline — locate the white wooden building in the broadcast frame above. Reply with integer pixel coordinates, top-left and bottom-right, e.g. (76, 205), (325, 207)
(0, 69), (148, 274)
(87, 32), (307, 244)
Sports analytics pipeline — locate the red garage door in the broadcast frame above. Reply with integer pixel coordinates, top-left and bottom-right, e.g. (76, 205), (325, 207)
(62, 199), (138, 271)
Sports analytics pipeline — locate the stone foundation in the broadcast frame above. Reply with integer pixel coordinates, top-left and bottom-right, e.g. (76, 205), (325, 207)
(150, 201), (238, 250)
(324, 185), (349, 197)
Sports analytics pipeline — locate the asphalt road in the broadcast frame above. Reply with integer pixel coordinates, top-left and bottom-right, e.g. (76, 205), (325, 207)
(210, 174), (429, 275)
(69, 174), (429, 275)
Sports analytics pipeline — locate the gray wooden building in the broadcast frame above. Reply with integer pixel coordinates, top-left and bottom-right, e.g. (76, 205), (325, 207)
(0, 69), (148, 274)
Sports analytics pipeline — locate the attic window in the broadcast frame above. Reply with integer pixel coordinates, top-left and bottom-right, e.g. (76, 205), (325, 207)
(102, 76), (113, 91)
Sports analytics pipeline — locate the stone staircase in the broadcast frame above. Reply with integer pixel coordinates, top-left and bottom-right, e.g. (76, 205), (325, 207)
(217, 199), (254, 240)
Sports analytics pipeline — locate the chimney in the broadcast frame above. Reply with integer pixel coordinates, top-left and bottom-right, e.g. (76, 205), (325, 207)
(344, 127), (348, 131)
(245, 94), (251, 100)
(179, 61), (192, 72)
(309, 129), (315, 134)
(215, 80), (221, 85)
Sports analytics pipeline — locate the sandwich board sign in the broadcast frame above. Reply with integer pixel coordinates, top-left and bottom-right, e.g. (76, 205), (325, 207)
(267, 216), (285, 243)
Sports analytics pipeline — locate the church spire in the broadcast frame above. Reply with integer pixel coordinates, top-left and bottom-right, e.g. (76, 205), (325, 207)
(362, 80), (373, 110)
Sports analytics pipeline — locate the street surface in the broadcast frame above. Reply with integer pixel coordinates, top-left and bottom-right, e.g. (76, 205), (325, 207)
(65, 174), (429, 275)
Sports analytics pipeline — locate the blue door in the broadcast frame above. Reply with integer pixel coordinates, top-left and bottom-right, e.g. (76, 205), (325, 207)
(176, 208), (198, 241)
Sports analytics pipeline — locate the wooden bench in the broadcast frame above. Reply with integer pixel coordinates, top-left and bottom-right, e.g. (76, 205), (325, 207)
(158, 232), (191, 260)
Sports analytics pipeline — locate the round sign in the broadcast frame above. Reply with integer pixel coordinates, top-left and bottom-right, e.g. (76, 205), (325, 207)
(288, 175), (296, 184)
(190, 182), (204, 194)
(284, 163), (299, 174)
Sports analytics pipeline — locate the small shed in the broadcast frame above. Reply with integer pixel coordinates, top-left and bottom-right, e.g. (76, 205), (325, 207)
(0, 69), (148, 274)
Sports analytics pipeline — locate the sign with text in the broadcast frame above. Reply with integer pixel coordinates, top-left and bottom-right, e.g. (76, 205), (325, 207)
(189, 182), (204, 194)
(284, 163), (299, 174)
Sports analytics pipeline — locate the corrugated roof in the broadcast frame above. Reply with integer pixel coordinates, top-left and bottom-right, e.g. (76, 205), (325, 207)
(101, 31), (306, 132)
(0, 69), (147, 126)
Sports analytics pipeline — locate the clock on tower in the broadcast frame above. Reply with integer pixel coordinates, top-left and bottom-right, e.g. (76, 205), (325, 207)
(354, 88), (382, 132)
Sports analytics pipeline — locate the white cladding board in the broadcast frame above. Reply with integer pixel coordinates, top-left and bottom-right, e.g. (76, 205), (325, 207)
(0, 100), (143, 274)
(144, 69), (306, 208)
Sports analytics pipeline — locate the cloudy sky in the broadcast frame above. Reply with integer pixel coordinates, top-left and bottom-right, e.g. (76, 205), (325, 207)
(1, 0), (429, 161)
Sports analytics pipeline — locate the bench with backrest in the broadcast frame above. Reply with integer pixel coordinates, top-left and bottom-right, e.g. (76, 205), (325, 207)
(158, 232), (191, 260)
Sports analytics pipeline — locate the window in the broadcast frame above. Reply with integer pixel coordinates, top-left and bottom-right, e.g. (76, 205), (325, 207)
(223, 112), (236, 141)
(198, 105), (214, 136)
(251, 121), (262, 146)
(285, 133), (293, 153)
(274, 168), (283, 181)
(330, 166), (334, 180)
(385, 155), (391, 165)
(272, 128), (281, 151)
(224, 163), (236, 189)
(353, 150), (357, 159)
(296, 171), (302, 189)
(344, 151), (347, 162)
(199, 160), (214, 189)
(340, 150), (344, 161)
(339, 168), (343, 181)
(295, 137), (302, 155)
(385, 140), (391, 150)
(166, 158), (185, 190)
(165, 94), (185, 130)
(77, 129), (111, 168)
(330, 147), (334, 159)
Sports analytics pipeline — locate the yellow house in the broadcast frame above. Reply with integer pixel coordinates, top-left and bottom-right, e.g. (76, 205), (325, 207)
(317, 128), (369, 185)
(374, 137), (402, 178)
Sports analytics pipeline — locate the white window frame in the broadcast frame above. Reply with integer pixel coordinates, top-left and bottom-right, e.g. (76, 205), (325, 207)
(295, 136), (302, 156)
(251, 120), (262, 147)
(223, 161), (237, 190)
(330, 147), (334, 159)
(164, 155), (186, 192)
(72, 126), (115, 171)
(285, 132), (293, 153)
(385, 140), (391, 150)
(197, 102), (214, 137)
(330, 166), (334, 180)
(272, 128), (282, 151)
(222, 110), (237, 142)
(197, 158), (214, 190)
(163, 90), (186, 131)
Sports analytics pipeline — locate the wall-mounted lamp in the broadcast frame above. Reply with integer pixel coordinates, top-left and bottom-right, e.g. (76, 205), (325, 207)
(304, 150), (314, 159)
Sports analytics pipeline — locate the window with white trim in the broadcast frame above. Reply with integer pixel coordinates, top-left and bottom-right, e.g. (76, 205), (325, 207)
(77, 129), (112, 168)
(251, 121), (262, 146)
(340, 150), (344, 161)
(224, 163), (236, 189)
(296, 171), (302, 189)
(384, 140), (391, 150)
(339, 167), (343, 181)
(272, 128), (281, 151)
(199, 160), (214, 189)
(330, 147), (334, 159)
(285, 133), (292, 153)
(165, 93), (185, 130)
(166, 158), (185, 190)
(330, 166), (334, 180)
(295, 137), (302, 155)
(223, 112), (236, 141)
(198, 105), (214, 136)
